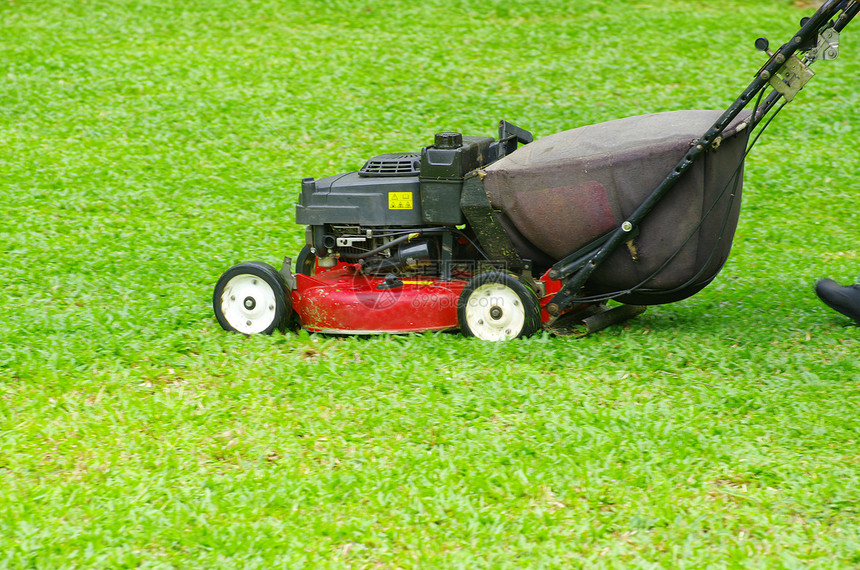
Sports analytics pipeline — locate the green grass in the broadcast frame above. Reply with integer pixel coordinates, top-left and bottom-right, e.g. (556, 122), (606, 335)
(1, 0), (859, 567)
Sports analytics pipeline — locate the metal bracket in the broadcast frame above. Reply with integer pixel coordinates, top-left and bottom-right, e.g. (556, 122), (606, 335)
(440, 231), (454, 282)
(768, 55), (815, 102)
(280, 256), (297, 290)
(459, 173), (523, 271)
(807, 28), (839, 64)
(498, 120), (533, 145)
(336, 236), (367, 247)
(495, 120), (533, 160)
(542, 303), (647, 337)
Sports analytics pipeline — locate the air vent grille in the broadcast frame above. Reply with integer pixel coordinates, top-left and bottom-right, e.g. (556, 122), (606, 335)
(358, 153), (421, 177)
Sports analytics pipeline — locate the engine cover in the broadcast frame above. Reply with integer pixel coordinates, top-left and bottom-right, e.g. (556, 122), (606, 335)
(296, 172), (423, 227)
(295, 135), (496, 228)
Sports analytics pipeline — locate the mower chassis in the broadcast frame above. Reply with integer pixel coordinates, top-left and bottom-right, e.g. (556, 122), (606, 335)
(282, 259), (645, 336)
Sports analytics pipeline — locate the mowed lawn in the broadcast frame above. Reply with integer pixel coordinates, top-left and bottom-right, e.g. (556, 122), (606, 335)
(1, 0), (859, 567)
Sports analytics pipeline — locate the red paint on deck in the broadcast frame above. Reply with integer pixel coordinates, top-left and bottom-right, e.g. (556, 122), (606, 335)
(293, 268), (467, 333)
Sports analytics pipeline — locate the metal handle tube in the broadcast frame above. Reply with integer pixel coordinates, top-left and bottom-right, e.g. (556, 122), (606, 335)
(835, 0), (860, 32)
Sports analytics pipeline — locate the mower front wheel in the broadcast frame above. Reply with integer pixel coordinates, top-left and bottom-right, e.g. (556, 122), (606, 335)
(458, 272), (541, 341)
(213, 262), (291, 335)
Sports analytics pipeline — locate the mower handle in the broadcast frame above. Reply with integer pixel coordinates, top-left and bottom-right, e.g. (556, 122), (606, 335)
(547, 0), (860, 315)
(834, 0), (860, 32)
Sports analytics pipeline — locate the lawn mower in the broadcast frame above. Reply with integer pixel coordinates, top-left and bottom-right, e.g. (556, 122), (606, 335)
(214, 0), (858, 341)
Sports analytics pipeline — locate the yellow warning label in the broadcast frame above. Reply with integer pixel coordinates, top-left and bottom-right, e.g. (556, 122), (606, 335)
(388, 192), (413, 210)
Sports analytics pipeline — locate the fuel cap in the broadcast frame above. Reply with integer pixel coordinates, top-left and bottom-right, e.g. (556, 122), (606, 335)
(434, 132), (463, 149)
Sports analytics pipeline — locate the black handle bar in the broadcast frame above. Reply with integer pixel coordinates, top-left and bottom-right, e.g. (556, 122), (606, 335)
(546, 0), (859, 315)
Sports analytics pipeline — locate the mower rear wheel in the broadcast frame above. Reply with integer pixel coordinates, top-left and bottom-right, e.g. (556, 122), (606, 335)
(458, 272), (541, 341)
(295, 245), (316, 276)
(213, 262), (290, 335)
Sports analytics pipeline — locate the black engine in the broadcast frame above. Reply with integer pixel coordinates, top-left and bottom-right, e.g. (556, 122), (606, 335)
(295, 121), (533, 275)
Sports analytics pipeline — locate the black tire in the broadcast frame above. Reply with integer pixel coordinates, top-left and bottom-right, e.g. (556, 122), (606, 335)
(458, 271), (541, 340)
(213, 261), (290, 335)
(295, 245), (316, 276)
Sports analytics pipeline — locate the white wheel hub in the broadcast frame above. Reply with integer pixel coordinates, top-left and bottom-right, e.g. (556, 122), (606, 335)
(219, 274), (278, 334)
(463, 282), (526, 341)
